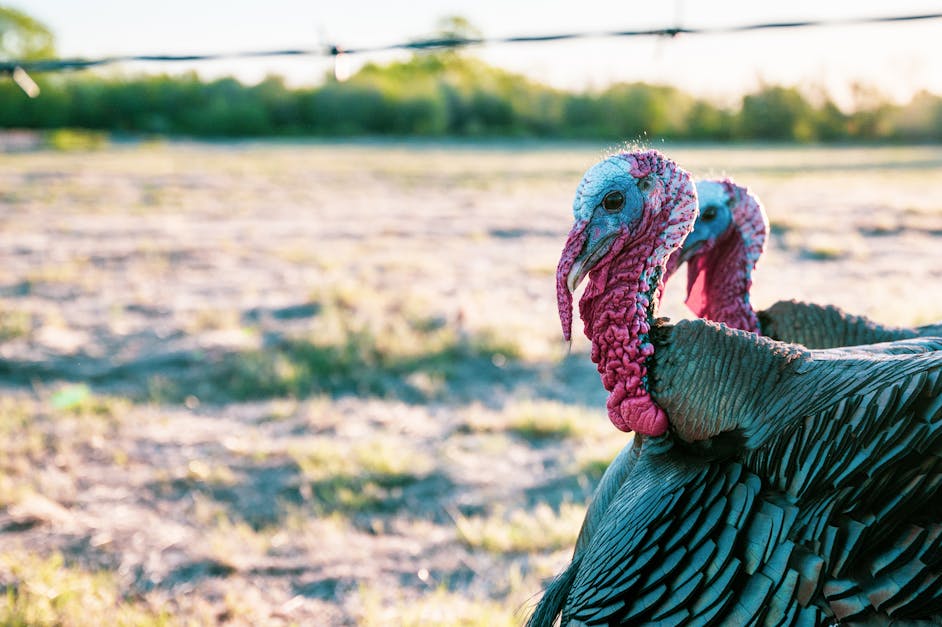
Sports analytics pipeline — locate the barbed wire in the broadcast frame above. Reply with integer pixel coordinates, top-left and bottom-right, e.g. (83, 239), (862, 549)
(2, 11), (941, 88)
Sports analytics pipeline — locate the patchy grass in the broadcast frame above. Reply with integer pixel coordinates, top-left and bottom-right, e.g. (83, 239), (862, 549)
(461, 401), (607, 442)
(0, 308), (32, 341)
(25, 263), (85, 286)
(203, 301), (522, 402)
(0, 398), (42, 507)
(0, 390), (131, 508)
(784, 232), (868, 262)
(504, 401), (605, 442)
(454, 503), (586, 554)
(198, 283), (520, 400)
(0, 551), (170, 626)
(148, 460), (241, 509)
(43, 129), (110, 152)
(204, 514), (276, 572)
(290, 438), (437, 514)
(0, 397), (35, 436)
(358, 585), (519, 627)
(50, 384), (129, 421)
(4, 143), (941, 625)
(185, 307), (242, 333)
(356, 560), (551, 627)
(290, 438), (435, 481)
(183, 460), (238, 487)
(572, 436), (634, 485)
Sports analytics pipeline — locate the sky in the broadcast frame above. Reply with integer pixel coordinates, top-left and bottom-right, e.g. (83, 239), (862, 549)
(17, 0), (942, 108)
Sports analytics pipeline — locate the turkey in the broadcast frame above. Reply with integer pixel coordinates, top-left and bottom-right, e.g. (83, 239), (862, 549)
(568, 178), (942, 582)
(528, 149), (942, 626)
(665, 177), (942, 346)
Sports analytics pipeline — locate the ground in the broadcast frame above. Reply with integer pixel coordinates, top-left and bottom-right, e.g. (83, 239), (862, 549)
(0, 140), (941, 625)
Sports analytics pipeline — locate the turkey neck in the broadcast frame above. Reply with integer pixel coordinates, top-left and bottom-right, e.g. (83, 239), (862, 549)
(689, 229), (761, 334)
(557, 150), (699, 436)
(579, 232), (668, 435)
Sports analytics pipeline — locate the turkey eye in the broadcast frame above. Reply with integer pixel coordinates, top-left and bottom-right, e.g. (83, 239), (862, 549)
(702, 206), (718, 221)
(602, 191), (626, 213)
(637, 176), (654, 193)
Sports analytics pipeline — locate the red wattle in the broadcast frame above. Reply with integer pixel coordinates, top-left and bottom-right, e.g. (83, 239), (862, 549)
(685, 228), (760, 334)
(685, 255), (709, 317)
(612, 396), (668, 435)
(578, 233), (664, 434)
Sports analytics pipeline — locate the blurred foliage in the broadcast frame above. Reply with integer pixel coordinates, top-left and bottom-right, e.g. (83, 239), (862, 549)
(1, 53), (941, 141)
(1, 6), (940, 141)
(0, 5), (55, 60)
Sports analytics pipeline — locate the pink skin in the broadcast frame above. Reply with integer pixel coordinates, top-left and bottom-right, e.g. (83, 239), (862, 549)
(668, 180), (768, 334)
(557, 151), (698, 435)
(685, 229), (760, 333)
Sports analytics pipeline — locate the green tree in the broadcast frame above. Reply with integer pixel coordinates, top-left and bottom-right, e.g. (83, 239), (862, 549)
(890, 91), (942, 141)
(739, 86), (817, 141)
(686, 100), (735, 140)
(0, 5), (55, 60)
(846, 83), (894, 139)
(431, 15), (482, 44)
(814, 99), (848, 141)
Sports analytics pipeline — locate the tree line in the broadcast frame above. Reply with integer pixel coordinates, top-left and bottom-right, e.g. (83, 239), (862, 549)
(2, 53), (941, 142)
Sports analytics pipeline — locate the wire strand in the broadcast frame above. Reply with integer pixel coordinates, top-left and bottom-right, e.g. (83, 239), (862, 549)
(2, 11), (941, 76)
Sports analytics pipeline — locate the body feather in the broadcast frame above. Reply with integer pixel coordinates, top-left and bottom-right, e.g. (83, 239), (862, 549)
(532, 322), (942, 625)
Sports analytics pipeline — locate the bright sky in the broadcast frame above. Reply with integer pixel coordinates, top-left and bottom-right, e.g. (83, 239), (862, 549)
(18, 0), (942, 108)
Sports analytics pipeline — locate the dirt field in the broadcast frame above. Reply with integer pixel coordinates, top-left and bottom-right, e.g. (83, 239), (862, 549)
(1, 140), (941, 625)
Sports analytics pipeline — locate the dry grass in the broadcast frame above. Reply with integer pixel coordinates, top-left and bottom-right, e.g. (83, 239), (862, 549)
(454, 502), (587, 553)
(0, 141), (940, 624)
(358, 585), (519, 627)
(289, 437), (437, 514)
(0, 551), (171, 626)
(0, 309), (31, 341)
(461, 400), (608, 442)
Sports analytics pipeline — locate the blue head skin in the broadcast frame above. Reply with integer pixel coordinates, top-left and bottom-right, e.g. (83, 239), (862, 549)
(566, 158), (652, 292)
(673, 180), (735, 265)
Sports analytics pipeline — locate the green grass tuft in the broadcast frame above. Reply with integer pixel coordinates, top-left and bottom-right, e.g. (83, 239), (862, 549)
(358, 585), (518, 627)
(43, 129), (110, 152)
(50, 385), (129, 422)
(205, 308), (520, 402)
(0, 551), (171, 626)
(505, 401), (603, 441)
(462, 401), (607, 441)
(454, 502), (586, 553)
(0, 309), (32, 341)
(290, 438), (436, 514)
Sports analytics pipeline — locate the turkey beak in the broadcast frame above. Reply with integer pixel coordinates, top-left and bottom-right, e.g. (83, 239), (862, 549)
(675, 233), (709, 267)
(567, 259), (585, 293)
(566, 230), (617, 293)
